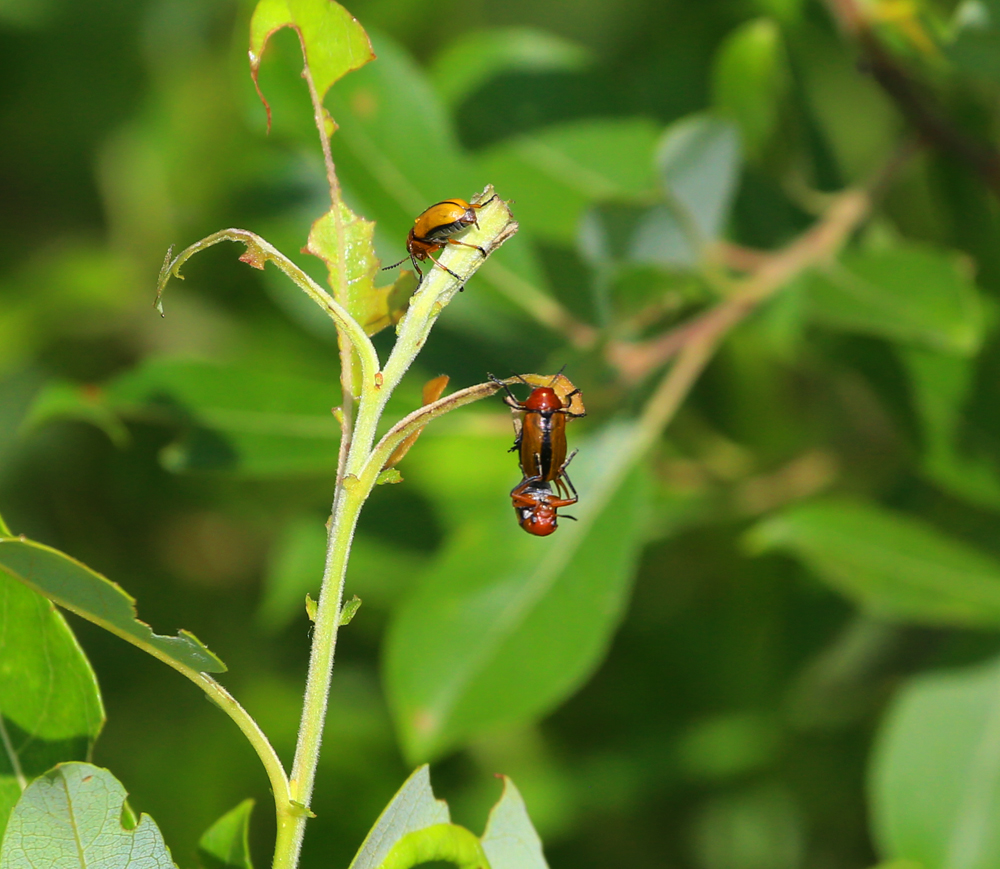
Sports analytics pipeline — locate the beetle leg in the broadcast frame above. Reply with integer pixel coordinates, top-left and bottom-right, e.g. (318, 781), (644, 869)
(555, 452), (579, 503)
(444, 238), (488, 258)
(510, 473), (543, 499)
(487, 373), (525, 409)
(409, 255), (424, 284)
(424, 251), (463, 283)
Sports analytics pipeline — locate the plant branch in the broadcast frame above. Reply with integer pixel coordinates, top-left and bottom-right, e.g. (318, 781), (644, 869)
(608, 186), (873, 385)
(154, 229), (379, 389)
(822, 0), (1000, 198)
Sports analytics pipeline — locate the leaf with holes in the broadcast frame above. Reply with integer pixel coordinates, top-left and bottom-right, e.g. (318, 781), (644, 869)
(0, 534), (225, 674)
(0, 763), (176, 868)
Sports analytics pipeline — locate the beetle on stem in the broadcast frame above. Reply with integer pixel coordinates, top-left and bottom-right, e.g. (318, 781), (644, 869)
(382, 194), (499, 287)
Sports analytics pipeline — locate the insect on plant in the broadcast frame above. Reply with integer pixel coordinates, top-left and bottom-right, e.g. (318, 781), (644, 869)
(511, 473), (580, 537)
(490, 371), (586, 495)
(382, 194), (500, 286)
(490, 372), (586, 534)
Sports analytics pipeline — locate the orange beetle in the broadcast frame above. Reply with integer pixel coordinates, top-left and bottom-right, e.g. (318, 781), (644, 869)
(511, 477), (578, 536)
(382, 194), (498, 286)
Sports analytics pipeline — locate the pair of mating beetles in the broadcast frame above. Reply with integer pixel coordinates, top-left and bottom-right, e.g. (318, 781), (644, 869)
(384, 194), (584, 535)
(490, 374), (585, 536)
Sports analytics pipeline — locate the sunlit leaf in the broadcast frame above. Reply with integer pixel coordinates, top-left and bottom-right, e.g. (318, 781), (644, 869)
(386, 423), (650, 761)
(304, 201), (413, 335)
(655, 114), (741, 250)
(430, 27), (591, 108)
(198, 799), (255, 869)
(711, 18), (789, 157)
(579, 114), (741, 268)
(800, 245), (984, 353)
(348, 766), (450, 869)
(249, 0), (375, 128)
(746, 498), (1000, 627)
(870, 653), (1000, 868)
(0, 574), (104, 841)
(0, 763), (176, 868)
(0, 535), (226, 673)
(375, 824), (488, 869)
(479, 118), (660, 244)
(481, 777), (549, 869)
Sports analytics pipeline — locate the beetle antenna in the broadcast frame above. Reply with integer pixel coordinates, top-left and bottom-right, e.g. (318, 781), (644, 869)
(549, 364), (567, 386)
(562, 514), (578, 522)
(381, 257), (408, 271)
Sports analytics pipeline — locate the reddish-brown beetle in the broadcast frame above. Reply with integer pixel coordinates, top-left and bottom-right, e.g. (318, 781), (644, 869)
(382, 194), (498, 286)
(489, 372), (585, 496)
(511, 477), (578, 537)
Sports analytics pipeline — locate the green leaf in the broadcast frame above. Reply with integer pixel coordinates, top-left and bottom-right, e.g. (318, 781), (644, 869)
(429, 27), (591, 108)
(870, 653), (1000, 868)
(197, 799), (254, 869)
(0, 513), (9, 537)
(481, 777), (549, 869)
(249, 0), (375, 128)
(339, 595), (362, 626)
(0, 535), (226, 674)
(19, 381), (129, 448)
(579, 114), (741, 268)
(0, 573), (104, 841)
(711, 18), (789, 158)
(899, 347), (1000, 508)
(799, 245), (984, 353)
(105, 358), (340, 477)
(386, 423), (651, 761)
(0, 762), (177, 868)
(377, 824), (489, 869)
(348, 765), (450, 869)
(746, 498), (1000, 627)
(479, 118), (661, 244)
(304, 202), (414, 335)
(655, 114), (741, 251)
(257, 517), (327, 633)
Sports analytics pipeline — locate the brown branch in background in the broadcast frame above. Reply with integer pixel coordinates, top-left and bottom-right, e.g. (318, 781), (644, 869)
(823, 0), (1000, 199)
(608, 187), (872, 385)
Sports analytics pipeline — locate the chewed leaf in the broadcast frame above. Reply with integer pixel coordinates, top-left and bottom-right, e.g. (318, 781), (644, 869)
(0, 535), (226, 674)
(348, 766), (450, 869)
(481, 777), (549, 869)
(249, 0), (375, 128)
(304, 202), (414, 331)
(0, 763), (177, 869)
(361, 272), (418, 337)
(304, 202), (377, 304)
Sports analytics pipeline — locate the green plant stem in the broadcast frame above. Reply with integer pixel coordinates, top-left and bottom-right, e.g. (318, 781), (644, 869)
(276, 484), (365, 869)
(274, 191), (517, 869)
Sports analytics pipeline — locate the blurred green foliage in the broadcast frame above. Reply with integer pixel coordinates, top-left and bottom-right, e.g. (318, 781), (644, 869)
(5, 0), (1000, 867)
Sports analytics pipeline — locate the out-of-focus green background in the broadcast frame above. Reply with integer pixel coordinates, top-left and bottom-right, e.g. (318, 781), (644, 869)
(5, 0), (1000, 866)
